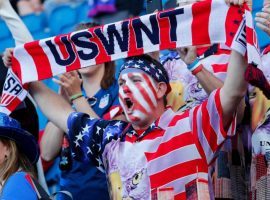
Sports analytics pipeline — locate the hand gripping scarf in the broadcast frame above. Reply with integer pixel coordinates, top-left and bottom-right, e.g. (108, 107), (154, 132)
(0, 0), (268, 114)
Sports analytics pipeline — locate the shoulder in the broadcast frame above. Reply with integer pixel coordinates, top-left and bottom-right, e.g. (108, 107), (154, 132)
(1, 172), (37, 200)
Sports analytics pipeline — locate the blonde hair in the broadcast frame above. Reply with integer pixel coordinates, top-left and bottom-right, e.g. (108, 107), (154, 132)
(0, 138), (36, 184)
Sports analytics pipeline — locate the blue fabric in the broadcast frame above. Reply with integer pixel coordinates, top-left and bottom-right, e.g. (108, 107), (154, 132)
(0, 172), (37, 200)
(81, 80), (120, 117)
(59, 80), (119, 200)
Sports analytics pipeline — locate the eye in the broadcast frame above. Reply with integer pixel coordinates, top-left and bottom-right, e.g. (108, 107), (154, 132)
(132, 171), (143, 186)
(118, 80), (124, 86)
(132, 78), (142, 83)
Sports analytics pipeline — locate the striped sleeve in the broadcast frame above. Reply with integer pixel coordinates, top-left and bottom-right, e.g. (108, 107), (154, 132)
(190, 89), (236, 164)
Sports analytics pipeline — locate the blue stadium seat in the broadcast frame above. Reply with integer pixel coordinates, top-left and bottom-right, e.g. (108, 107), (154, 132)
(0, 19), (15, 53)
(77, 1), (90, 23)
(48, 5), (77, 35)
(22, 12), (51, 40)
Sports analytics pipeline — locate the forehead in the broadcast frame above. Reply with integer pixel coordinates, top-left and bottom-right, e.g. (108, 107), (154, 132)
(119, 69), (152, 79)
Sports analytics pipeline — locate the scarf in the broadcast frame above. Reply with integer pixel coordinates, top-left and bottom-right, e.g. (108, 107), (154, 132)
(1, 0), (267, 114)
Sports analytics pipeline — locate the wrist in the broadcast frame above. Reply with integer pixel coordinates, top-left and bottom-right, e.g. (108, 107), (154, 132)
(187, 58), (203, 75)
(69, 93), (83, 103)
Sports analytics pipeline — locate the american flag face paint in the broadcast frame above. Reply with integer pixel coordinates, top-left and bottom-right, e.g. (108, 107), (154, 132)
(118, 71), (158, 124)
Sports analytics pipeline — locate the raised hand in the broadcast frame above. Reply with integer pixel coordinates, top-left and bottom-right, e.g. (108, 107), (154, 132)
(2, 48), (14, 68)
(53, 71), (82, 98)
(255, 6), (270, 36)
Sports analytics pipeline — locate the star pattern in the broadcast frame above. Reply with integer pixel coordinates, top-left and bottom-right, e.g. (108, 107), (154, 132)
(119, 57), (169, 84)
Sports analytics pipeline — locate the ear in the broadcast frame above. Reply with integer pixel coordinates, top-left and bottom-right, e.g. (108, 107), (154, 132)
(156, 82), (168, 100)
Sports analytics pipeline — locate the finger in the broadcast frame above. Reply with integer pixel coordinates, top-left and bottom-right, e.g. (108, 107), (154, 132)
(256, 22), (270, 35)
(69, 70), (79, 77)
(256, 12), (269, 20)
(52, 77), (63, 85)
(263, 7), (270, 14)
(255, 16), (270, 27)
(59, 74), (69, 82)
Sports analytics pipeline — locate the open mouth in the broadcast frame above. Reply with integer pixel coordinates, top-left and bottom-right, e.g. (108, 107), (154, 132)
(124, 98), (134, 112)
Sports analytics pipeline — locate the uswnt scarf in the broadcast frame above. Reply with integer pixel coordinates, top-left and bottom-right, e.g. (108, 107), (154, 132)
(1, 0), (265, 114)
(0, 69), (28, 114)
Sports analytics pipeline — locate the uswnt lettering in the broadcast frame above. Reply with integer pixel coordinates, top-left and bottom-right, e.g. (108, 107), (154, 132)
(12, 0), (250, 84)
(44, 8), (184, 66)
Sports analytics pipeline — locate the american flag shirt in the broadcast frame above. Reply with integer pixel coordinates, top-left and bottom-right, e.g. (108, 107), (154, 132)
(68, 89), (236, 199)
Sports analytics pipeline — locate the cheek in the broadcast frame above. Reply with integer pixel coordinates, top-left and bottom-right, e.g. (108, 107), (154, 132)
(0, 146), (7, 164)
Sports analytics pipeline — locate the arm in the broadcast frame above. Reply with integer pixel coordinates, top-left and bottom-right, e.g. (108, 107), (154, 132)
(53, 71), (99, 118)
(40, 121), (64, 161)
(41, 71), (100, 161)
(177, 46), (223, 94)
(29, 81), (73, 133)
(0, 0), (33, 45)
(220, 50), (248, 128)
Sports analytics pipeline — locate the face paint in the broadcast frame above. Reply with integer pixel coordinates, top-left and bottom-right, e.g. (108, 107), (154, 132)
(118, 72), (158, 124)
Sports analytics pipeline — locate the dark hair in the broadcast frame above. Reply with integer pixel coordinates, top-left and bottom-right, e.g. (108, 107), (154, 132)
(75, 22), (116, 90)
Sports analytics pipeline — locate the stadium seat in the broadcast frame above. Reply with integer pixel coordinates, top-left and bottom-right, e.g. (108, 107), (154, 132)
(77, 1), (90, 23)
(21, 12), (51, 40)
(48, 5), (77, 35)
(0, 19), (15, 53)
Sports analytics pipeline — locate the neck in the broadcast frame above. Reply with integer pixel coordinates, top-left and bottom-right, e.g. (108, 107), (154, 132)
(81, 67), (104, 97)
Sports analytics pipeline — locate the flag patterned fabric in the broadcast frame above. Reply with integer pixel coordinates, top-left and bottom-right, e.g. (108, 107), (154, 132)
(67, 89), (236, 199)
(0, 69), (28, 115)
(11, 0), (259, 84)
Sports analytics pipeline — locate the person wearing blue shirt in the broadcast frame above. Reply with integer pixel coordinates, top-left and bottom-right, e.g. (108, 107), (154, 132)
(0, 113), (40, 200)
(40, 22), (123, 200)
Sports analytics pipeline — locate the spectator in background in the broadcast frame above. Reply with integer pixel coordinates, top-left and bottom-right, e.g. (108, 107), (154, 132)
(10, 0), (44, 16)
(43, 0), (84, 18)
(40, 22), (122, 200)
(0, 113), (40, 199)
(249, 4), (270, 198)
(91, 0), (144, 24)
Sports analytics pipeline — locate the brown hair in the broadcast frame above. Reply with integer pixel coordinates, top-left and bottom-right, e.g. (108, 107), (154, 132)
(75, 22), (116, 90)
(0, 138), (36, 183)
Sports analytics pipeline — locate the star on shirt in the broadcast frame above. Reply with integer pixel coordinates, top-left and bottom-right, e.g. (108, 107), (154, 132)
(74, 139), (80, 147)
(82, 124), (91, 133)
(138, 59), (144, 64)
(96, 157), (103, 167)
(127, 60), (133, 64)
(105, 132), (113, 140)
(75, 132), (84, 141)
(155, 72), (160, 79)
(96, 126), (102, 135)
(86, 147), (92, 155)
(158, 69), (162, 74)
(114, 121), (122, 127)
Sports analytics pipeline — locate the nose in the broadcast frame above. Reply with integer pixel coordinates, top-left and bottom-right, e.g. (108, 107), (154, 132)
(122, 85), (131, 93)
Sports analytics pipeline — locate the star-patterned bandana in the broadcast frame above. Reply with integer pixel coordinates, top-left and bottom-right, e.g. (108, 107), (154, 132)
(119, 56), (171, 94)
